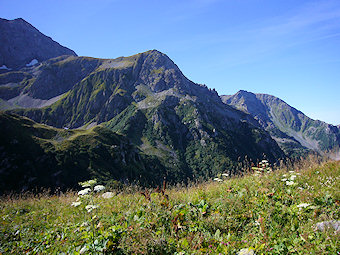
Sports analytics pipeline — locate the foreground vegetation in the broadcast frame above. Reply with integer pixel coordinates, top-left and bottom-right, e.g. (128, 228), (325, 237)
(0, 157), (339, 254)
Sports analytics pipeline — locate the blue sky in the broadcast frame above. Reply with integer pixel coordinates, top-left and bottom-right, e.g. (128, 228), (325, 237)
(1, 0), (340, 124)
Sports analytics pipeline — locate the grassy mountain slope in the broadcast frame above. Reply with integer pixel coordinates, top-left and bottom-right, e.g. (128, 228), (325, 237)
(0, 56), (102, 109)
(1, 158), (338, 254)
(222, 90), (340, 157)
(0, 113), (168, 194)
(0, 51), (285, 190)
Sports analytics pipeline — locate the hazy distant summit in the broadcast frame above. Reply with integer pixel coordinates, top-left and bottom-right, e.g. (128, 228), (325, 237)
(0, 18), (76, 70)
(222, 90), (340, 156)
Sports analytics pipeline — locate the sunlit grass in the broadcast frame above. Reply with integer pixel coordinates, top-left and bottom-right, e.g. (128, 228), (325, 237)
(1, 156), (339, 254)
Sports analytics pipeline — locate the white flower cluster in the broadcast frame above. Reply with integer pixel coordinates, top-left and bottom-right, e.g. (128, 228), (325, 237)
(296, 202), (319, 211)
(79, 179), (97, 188)
(78, 188), (91, 196)
(213, 172), (229, 182)
(71, 179), (111, 210)
(94, 185), (105, 192)
(305, 183), (314, 190)
(253, 160), (272, 176)
(297, 203), (310, 208)
(281, 171), (299, 186)
(71, 201), (82, 207)
(318, 176), (339, 188)
(213, 177), (223, 182)
(85, 204), (98, 213)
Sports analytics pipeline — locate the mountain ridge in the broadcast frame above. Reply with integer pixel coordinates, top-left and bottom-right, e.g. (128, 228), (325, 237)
(0, 48), (285, 191)
(0, 18), (77, 70)
(221, 90), (340, 156)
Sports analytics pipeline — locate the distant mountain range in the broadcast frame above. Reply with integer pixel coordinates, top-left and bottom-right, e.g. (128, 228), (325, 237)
(0, 18), (338, 193)
(221, 91), (340, 157)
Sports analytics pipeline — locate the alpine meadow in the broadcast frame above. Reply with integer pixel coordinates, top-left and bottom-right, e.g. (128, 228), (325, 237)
(0, 3), (339, 254)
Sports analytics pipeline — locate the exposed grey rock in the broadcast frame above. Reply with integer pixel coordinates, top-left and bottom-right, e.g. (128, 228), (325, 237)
(315, 220), (340, 233)
(0, 18), (76, 70)
(238, 248), (256, 255)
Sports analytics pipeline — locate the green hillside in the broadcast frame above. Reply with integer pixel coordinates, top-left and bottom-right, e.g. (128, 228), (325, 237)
(1, 158), (338, 254)
(0, 113), (168, 194)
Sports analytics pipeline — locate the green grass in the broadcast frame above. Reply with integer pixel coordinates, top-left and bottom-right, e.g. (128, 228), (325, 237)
(0, 157), (339, 254)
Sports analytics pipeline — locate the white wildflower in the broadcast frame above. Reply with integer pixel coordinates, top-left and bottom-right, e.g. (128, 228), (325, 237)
(78, 188), (91, 196)
(282, 174), (287, 177)
(71, 201), (82, 207)
(297, 203), (310, 208)
(79, 179), (97, 188)
(102, 192), (114, 199)
(281, 178), (287, 181)
(81, 221), (89, 227)
(88, 179), (97, 185)
(222, 173), (229, 177)
(286, 181), (295, 186)
(79, 245), (88, 254)
(85, 204), (98, 213)
(94, 185), (105, 192)
(214, 178), (223, 182)
(290, 175), (297, 180)
(289, 171), (295, 173)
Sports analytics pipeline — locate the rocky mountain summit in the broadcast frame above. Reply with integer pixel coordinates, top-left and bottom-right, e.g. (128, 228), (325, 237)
(0, 18), (76, 70)
(222, 90), (340, 156)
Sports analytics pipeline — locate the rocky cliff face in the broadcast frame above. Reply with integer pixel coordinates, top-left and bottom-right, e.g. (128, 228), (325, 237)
(0, 18), (76, 70)
(222, 90), (340, 156)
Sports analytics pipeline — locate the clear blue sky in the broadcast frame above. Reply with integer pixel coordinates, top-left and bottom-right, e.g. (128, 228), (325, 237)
(1, 0), (340, 124)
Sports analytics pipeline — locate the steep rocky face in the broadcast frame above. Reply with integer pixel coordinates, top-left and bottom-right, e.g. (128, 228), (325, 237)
(222, 90), (340, 156)
(0, 56), (102, 109)
(0, 18), (76, 70)
(8, 51), (258, 128)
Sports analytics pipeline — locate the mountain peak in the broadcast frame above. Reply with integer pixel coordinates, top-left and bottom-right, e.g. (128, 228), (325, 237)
(238, 89), (250, 94)
(0, 17), (77, 69)
(13, 18), (28, 23)
(142, 49), (177, 67)
(223, 91), (340, 154)
(144, 49), (164, 55)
